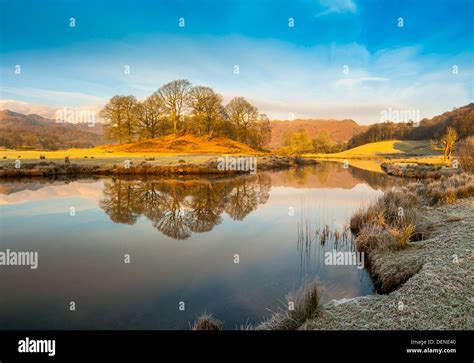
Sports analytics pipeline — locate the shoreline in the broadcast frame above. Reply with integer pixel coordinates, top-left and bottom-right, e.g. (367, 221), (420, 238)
(303, 197), (473, 330)
(0, 155), (318, 178)
(258, 177), (473, 330)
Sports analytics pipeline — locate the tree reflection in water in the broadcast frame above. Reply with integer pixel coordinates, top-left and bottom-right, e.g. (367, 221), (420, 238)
(99, 174), (271, 240)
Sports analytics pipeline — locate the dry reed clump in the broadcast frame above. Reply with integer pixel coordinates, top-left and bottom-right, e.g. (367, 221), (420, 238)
(238, 321), (254, 330)
(407, 173), (474, 205)
(356, 222), (417, 253)
(350, 190), (418, 233)
(395, 223), (416, 249)
(258, 279), (322, 330)
(355, 224), (395, 253)
(349, 205), (383, 235)
(320, 225), (330, 245)
(191, 313), (223, 331)
(286, 279), (322, 326)
(455, 136), (474, 173)
(350, 190), (421, 251)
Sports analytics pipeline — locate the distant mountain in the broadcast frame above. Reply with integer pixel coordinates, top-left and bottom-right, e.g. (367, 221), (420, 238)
(268, 119), (368, 149)
(0, 110), (105, 150)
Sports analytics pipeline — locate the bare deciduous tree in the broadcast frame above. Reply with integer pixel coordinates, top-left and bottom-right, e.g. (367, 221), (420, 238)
(188, 86), (224, 138)
(157, 80), (192, 137)
(225, 97), (259, 143)
(100, 95), (138, 143)
(136, 93), (167, 139)
(432, 126), (458, 161)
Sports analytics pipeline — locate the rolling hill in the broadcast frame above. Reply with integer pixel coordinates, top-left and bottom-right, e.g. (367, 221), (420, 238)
(0, 110), (104, 150)
(306, 139), (441, 159)
(269, 119), (367, 149)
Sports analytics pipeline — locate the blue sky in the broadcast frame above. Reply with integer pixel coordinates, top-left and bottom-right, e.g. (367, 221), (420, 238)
(0, 0), (473, 123)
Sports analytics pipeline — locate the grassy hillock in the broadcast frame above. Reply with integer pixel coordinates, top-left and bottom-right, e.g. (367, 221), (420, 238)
(103, 134), (262, 154)
(0, 134), (264, 161)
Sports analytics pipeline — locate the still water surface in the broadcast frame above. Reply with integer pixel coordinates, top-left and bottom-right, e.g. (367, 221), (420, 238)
(0, 162), (403, 329)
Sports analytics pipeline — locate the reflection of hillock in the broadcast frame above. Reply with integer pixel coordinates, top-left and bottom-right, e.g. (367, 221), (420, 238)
(270, 164), (359, 189)
(0, 176), (100, 195)
(269, 162), (405, 191)
(347, 165), (406, 191)
(99, 174), (271, 240)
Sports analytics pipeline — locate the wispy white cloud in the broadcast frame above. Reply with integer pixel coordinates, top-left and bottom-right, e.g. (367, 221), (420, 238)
(0, 99), (57, 118)
(335, 77), (389, 88)
(0, 99), (105, 121)
(2, 88), (104, 105)
(315, 0), (357, 17)
(0, 34), (472, 124)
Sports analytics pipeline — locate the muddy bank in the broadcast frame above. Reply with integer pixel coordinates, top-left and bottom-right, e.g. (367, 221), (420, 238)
(0, 156), (317, 178)
(259, 197), (473, 330)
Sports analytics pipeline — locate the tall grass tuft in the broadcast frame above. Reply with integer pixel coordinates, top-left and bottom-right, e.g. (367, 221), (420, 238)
(355, 224), (395, 252)
(191, 313), (223, 331)
(350, 190), (421, 251)
(285, 279), (322, 326)
(396, 223), (416, 249)
(238, 320), (254, 330)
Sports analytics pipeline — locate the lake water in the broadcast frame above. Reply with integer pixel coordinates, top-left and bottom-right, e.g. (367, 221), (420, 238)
(0, 161), (403, 329)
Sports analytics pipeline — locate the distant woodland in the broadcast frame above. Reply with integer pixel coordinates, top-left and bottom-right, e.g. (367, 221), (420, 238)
(347, 103), (474, 148)
(281, 103), (474, 154)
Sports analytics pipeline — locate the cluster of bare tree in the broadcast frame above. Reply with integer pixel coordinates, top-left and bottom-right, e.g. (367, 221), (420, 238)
(99, 80), (271, 148)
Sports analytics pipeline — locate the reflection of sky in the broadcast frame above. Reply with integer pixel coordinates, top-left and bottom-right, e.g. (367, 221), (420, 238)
(0, 180), (103, 206)
(0, 170), (382, 329)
